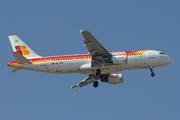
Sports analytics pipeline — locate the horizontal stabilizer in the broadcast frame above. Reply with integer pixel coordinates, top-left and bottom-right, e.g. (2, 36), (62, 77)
(11, 68), (22, 73)
(13, 52), (31, 64)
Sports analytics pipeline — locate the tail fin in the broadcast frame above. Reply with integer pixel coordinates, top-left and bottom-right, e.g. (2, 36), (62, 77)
(8, 35), (41, 59)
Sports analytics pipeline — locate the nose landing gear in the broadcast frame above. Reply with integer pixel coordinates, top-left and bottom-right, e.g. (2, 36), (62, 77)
(150, 67), (155, 77)
(151, 72), (155, 77)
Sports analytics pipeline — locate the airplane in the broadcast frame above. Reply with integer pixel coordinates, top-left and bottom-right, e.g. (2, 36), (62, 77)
(8, 29), (173, 89)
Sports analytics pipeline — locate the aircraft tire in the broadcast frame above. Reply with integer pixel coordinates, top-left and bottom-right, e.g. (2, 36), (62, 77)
(96, 68), (101, 76)
(151, 72), (155, 77)
(93, 81), (99, 88)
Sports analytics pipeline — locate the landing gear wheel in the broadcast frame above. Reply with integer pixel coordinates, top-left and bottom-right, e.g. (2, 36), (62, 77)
(96, 68), (101, 76)
(151, 72), (155, 77)
(150, 67), (155, 77)
(93, 81), (99, 88)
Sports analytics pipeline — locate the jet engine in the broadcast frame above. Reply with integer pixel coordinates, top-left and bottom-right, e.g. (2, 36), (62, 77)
(111, 55), (127, 65)
(101, 74), (123, 84)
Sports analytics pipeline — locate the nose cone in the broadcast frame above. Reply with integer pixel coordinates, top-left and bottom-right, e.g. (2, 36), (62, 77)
(169, 57), (173, 64)
(166, 56), (173, 65)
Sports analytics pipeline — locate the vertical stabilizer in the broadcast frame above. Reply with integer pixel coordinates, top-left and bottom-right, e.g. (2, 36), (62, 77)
(8, 35), (41, 59)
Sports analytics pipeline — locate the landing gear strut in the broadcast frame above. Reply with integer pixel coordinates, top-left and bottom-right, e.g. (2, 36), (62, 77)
(94, 61), (101, 88)
(150, 67), (155, 77)
(96, 68), (101, 76)
(93, 81), (99, 88)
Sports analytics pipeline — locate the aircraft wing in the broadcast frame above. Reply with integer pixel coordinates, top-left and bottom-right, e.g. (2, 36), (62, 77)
(80, 30), (112, 67)
(71, 76), (96, 89)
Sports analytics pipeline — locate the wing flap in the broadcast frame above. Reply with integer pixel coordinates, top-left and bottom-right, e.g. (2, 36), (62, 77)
(80, 30), (112, 67)
(71, 76), (96, 89)
(82, 31), (111, 58)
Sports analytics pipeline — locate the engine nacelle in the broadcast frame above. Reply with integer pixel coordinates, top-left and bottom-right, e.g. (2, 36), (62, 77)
(101, 74), (123, 84)
(111, 55), (127, 65)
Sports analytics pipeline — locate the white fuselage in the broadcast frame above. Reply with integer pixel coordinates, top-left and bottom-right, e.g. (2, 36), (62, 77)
(11, 50), (173, 75)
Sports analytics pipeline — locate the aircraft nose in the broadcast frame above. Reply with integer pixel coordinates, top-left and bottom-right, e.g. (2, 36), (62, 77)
(166, 56), (173, 64)
(169, 57), (173, 64)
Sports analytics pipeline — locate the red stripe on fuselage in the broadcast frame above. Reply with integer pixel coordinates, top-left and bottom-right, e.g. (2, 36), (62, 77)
(8, 50), (145, 65)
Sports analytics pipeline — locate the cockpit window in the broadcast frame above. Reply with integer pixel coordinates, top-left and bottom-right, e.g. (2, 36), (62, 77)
(159, 52), (164, 55)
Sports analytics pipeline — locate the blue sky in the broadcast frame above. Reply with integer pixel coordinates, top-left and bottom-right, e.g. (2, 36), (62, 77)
(1, 0), (180, 120)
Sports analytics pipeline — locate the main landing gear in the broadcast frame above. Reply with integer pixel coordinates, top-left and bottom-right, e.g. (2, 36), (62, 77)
(150, 67), (155, 77)
(96, 68), (101, 76)
(93, 68), (101, 88)
(93, 81), (99, 88)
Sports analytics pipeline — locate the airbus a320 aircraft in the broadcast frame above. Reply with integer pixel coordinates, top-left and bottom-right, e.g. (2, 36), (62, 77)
(8, 30), (173, 89)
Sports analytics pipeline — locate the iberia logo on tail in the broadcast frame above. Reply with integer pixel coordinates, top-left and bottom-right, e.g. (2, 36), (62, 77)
(15, 45), (30, 55)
